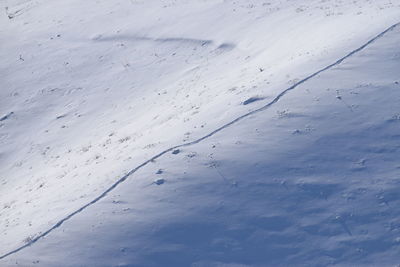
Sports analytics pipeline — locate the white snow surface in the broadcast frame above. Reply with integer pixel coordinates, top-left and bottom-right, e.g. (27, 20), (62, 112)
(1, 0), (400, 266)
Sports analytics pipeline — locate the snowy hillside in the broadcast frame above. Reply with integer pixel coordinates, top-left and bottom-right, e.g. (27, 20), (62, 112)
(1, 0), (400, 266)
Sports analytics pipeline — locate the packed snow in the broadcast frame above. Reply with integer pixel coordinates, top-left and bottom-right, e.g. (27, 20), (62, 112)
(1, 0), (400, 266)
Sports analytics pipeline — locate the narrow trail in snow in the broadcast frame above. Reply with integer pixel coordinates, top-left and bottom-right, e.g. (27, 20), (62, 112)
(1, 22), (399, 261)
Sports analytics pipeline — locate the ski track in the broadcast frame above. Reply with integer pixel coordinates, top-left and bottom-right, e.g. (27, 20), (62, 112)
(0, 22), (399, 260)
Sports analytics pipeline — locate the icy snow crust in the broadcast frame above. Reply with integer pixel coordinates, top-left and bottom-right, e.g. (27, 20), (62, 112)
(1, 0), (400, 266)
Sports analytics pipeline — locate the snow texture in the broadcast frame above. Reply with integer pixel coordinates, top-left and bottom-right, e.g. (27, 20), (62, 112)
(1, 0), (400, 266)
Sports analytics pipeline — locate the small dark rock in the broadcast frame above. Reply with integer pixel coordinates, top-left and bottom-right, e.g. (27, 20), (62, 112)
(0, 112), (14, 121)
(243, 96), (264, 105)
(154, 178), (165, 185)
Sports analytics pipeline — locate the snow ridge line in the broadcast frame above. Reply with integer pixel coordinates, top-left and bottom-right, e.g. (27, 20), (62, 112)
(1, 22), (399, 260)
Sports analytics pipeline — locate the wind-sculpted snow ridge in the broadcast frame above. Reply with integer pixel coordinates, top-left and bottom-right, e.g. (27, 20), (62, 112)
(92, 34), (236, 52)
(93, 34), (213, 46)
(0, 21), (399, 261)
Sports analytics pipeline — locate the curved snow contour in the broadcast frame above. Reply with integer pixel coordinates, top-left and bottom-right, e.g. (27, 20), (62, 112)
(1, 22), (399, 260)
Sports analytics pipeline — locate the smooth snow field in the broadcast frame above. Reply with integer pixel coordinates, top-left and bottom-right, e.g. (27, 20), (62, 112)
(1, 0), (400, 266)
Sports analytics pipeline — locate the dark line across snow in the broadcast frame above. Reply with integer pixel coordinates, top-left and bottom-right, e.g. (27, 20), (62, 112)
(1, 21), (399, 260)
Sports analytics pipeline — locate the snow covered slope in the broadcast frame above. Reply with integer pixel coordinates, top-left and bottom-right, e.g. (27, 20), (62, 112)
(1, 0), (400, 266)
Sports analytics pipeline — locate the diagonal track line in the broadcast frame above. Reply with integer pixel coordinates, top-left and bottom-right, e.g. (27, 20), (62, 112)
(1, 21), (399, 260)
